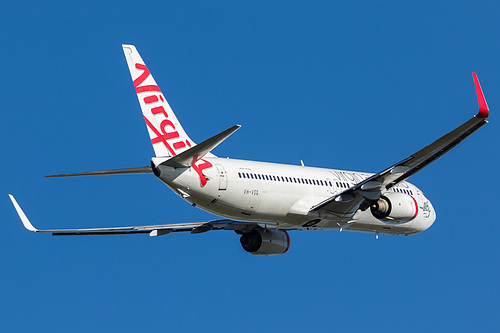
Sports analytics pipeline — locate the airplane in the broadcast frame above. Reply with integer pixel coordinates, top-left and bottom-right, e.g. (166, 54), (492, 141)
(9, 45), (490, 255)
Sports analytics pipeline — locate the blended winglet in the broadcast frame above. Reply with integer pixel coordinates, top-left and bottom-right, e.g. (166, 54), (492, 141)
(8, 194), (38, 232)
(473, 72), (489, 119)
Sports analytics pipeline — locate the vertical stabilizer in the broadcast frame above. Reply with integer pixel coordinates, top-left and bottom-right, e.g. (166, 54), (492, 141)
(122, 44), (195, 157)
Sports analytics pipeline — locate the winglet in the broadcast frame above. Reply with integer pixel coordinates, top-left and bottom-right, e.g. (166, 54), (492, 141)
(8, 194), (38, 232)
(473, 72), (489, 119)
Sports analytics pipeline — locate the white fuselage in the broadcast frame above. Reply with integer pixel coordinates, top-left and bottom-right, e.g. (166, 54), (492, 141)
(156, 157), (436, 236)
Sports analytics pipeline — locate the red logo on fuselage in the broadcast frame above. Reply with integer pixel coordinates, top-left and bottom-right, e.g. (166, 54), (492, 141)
(134, 63), (213, 186)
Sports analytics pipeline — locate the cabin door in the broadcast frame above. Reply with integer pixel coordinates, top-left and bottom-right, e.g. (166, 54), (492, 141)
(215, 164), (227, 190)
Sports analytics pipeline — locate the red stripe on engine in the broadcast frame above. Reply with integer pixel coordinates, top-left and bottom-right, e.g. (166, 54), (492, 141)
(411, 196), (418, 220)
(284, 231), (291, 254)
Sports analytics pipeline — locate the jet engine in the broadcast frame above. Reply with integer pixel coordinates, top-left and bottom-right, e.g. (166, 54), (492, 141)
(240, 229), (290, 255)
(370, 192), (418, 223)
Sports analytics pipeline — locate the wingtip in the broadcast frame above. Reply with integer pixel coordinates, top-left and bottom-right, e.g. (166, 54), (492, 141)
(472, 72), (489, 119)
(8, 194), (38, 232)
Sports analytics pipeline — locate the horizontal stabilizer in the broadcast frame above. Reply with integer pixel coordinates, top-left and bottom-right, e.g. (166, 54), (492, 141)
(161, 125), (240, 168)
(46, 166), (153, 178)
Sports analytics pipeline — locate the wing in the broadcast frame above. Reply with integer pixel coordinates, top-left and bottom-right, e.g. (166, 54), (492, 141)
(312, 72), (490, 217)
(8, 194), (266, 236)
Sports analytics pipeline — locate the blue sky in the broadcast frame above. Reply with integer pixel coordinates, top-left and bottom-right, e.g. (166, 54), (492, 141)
(1, 1), (499, 332)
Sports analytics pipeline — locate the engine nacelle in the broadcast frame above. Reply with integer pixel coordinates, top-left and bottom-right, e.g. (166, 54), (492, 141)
(240, 229), (291, 255)
(370, 192), (418, 223)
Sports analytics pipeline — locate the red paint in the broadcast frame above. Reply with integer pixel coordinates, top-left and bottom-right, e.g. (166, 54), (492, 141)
(135, 63), (213, 186)
(144, 116), (176, 156)
(411, 196), (418, 220)
(151, 106), (168, 118)
(133, 63), (150, 88)
(473, 72), (489, 119)
(173, 141), (186, 149)
(159, 120), (180, 140)
(133, 63), (162, 93)
(136, 85), (161, 93)
(144, 95), (159, 104)
(191, 155), (213, 187)
(284, 231), (291, 254)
